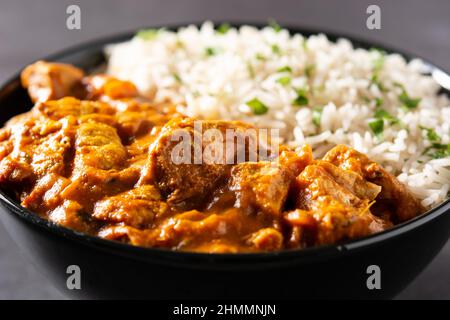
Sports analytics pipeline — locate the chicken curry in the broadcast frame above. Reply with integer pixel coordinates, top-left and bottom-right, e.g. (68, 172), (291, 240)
(0, 61), (424, 253)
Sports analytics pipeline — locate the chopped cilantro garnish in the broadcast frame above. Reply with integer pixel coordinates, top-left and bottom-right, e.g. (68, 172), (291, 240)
(394, 82), (421, 110)
(375, 97), (383, 107)
(172, 73), (182, 83)
(292, 88), (309, 106)
(419, 126), (440, 142)
(135, 28), (161, 40)
(399, 90), (421, 110)
(205, 47), (218, 56)
(312, 107), (323, 127)
(216, 23), (231, 34)
(374, 108), (398, 124)
(277, 66), (292, 73)
(276, 76), (291, 86)
(246, 98), (269, 115)
(255, 53), (266, 61)
(369, 118), (384, 138)
(268, 19), (282, 32)
(423, 143), (450, 159)
(369, 74), (386, 91)
(370, 47), (387, 55)
(271, 44), (281, 54)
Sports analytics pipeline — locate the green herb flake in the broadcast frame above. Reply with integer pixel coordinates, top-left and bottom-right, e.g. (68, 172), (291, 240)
(172, 73), (182, 83)
(369, 118), (384, 138)
(374, 108), (398, 124)
(255, 53), (266, 61)
(370, 47), (387, 55)
(268, 19), (282, 32)
(292, 88), (309, 106)
(312, 107), (323, 127)
(246, 98), (269, 115)
(271, 44), (281, 55)
(205, 47), (218, 56)
(423, 143), (450, 159)
(277, 66), (292, 73)
(399, 90), (421, 110)
(276, 76), (291, 86)
(419, 126), (440, 142)
(375, 97), (383, 107)
(217, 23), (231, 34)
(369, 74), (386, 92)
(135, 28), (160, 40)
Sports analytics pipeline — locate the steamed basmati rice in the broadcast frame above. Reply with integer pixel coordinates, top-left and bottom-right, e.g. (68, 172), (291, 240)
(106, 22), (450, 209)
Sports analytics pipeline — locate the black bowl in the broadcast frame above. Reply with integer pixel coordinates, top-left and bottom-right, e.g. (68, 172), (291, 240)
(0, 23), (449, 300)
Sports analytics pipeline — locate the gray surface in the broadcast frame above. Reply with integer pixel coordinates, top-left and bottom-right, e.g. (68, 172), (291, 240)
(0, 0), (449, 299)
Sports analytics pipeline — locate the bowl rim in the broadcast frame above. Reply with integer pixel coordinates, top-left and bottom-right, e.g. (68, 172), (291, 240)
(0, 20), (449, 265)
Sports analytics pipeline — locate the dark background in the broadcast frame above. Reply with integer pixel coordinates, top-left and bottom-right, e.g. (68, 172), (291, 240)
(0, 0), (449, 299)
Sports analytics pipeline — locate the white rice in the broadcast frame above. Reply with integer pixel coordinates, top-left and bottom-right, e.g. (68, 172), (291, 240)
(105, 22), (450, 209)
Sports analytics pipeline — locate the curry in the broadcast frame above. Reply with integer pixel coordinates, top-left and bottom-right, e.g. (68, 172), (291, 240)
(0, 61), (424, 253)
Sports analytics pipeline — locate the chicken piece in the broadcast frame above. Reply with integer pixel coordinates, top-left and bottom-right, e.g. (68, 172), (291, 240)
(61, 121), (138, 208)
(74, 121), (126, 171)
(0, 157), (35, 186)
(49, 200), (95, 233)
(307, 161), (381, 204)
(92, 185), (168, 228)
(83, 75), (138, 100)
(21, 173), (71, 213)
(229, 146), (312, 217)
(284, 205), (389, 247)
(61, 167), (140, 210)
(152, 208), (266, 251)
(30, 127), (74, 177)
(138, 117), (261, 209)
(295, 164), (380, 211)
(21, 61), (84, 103)
(98, 207), (275, 252)
(230, 162), (291, 216)
(34, 97), (116, 121)
(322, 145), (424, 222)
(284, 160), (390, 248)
(0, 115), (72, 188)
(246, 228), (283, 251)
